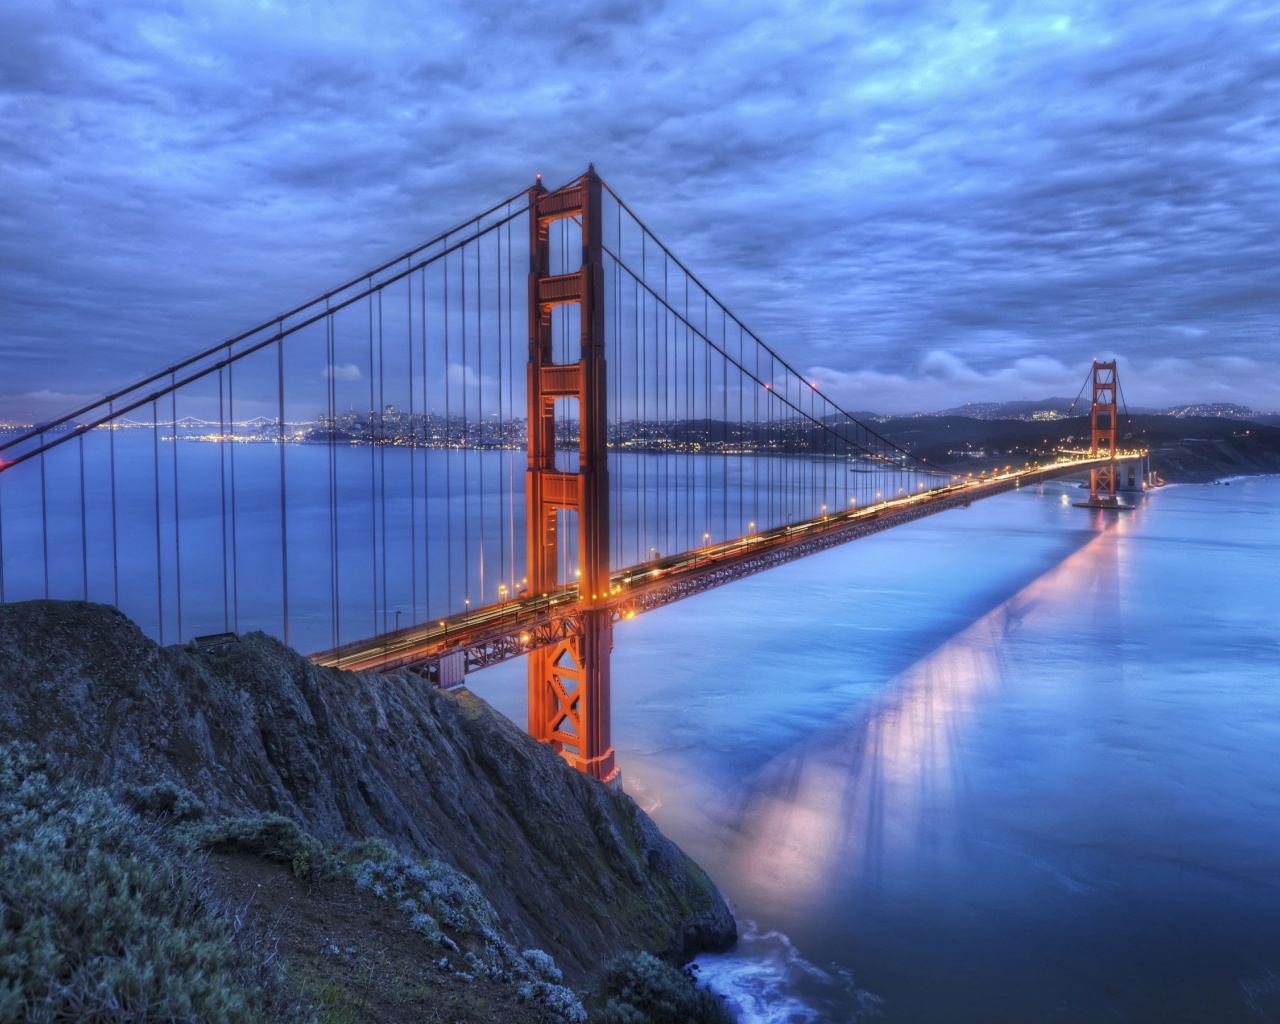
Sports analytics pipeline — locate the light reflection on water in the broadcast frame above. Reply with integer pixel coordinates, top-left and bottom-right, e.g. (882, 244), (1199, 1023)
(722, 525), (1125, 919)
(476, 478), (1280, 1023)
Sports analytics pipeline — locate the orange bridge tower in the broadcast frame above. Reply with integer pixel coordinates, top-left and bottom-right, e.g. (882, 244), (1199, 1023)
(525, 168), (616, 784)
(1089, 359), (1118, 505)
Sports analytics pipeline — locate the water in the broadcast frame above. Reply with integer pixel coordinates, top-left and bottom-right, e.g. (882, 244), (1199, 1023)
(476, 475), (1280, 1023)
(0, 433), (851, 652)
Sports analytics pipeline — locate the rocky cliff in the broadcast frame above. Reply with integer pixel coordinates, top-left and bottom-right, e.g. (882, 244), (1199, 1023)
(0, 600), (735, 986)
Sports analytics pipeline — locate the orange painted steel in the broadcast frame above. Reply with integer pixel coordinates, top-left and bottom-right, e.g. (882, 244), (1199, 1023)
(1089, 360), (1119, 503)
(525, 168), (615, 783)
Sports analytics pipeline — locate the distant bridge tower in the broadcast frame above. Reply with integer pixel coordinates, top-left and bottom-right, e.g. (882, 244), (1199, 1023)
(525, 168), (616, 784)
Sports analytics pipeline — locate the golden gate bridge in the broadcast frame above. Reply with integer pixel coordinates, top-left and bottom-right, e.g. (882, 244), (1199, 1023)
(0, 167), (1144, 785)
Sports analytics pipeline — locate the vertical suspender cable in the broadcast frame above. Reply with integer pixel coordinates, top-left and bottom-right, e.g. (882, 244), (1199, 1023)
(327, 308), (340, 646)
(477, 229), (484, 604)
(420, 266), (430, 622)
(39, 433), (48, 600)
(278, 335), (290, 648)
(172, 378), (183, 643)
(229, 352), (239, 633)
(721, 309), (727, 543)
(109, 399), (119, 608)
(378, 290), (387, 633)
(641, 233), (647, 558)
(506, 209), (515, 592)
(496, 208), (505, 595)
(408, 267), (417, 624)
(665, 252), (675, 560)
(634, 245), (641, 565)
(368, 283), (377, 635)
(444, 253), (453, 613)
(461, 238), (471, 603)
(219, 369), (229, 632)
(78, 435), (87, 600)
(705, 291), (710, 541)
(152, 406), (163, 643)
(0, 455), (6, 604)
(742, 330), (747, 540)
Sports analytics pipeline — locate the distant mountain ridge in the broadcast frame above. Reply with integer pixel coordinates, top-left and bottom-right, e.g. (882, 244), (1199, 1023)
(929, 398), (1270, 421)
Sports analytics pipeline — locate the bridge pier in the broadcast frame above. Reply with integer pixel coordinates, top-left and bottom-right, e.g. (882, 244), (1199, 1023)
(525, 168), (618, 785)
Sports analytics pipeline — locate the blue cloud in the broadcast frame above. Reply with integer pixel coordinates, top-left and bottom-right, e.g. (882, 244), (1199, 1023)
(1, 0), (1278, 416)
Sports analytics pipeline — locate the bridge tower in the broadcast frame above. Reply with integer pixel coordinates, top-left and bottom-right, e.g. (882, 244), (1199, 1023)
(1089, 359), (1118, 504)
(525, 168), (616, 784)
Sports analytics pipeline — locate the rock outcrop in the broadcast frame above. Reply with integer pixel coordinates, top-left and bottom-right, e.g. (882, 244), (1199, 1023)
(0, 600), (735, 984)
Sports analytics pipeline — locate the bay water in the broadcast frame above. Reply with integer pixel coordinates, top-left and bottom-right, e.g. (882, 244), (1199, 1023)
(479, 475), (1280, 1023)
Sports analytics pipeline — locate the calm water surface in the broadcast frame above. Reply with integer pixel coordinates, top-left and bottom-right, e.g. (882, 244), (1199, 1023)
(479, 476), (1280, 1023)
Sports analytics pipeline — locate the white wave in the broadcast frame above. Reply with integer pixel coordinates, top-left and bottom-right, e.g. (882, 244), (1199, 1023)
(694, 921), (882, 1024)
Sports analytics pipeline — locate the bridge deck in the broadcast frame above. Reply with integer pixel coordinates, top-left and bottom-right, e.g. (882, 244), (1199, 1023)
(309, 456), (1131, 679)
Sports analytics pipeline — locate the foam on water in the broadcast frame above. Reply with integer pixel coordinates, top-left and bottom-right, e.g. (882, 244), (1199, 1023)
(694, 920), (882, 1024)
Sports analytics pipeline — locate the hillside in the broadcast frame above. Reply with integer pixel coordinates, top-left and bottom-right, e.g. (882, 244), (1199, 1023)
(0, 600), (736, 1021)
(877, 413), (1280, 482)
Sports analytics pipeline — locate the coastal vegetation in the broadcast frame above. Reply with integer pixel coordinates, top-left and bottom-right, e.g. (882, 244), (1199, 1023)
(0, 601), (737, 1022)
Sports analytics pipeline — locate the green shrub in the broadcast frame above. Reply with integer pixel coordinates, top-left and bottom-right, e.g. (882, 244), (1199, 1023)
(587, 952), (734, 1024)
(0, 742), (290, 1023)
(350, 854), (499, 937)
(178, 813), (335, 882)
(124, 780), (207, 822)
(349, 852), (587, 1022)
(338, 836), (399, 866)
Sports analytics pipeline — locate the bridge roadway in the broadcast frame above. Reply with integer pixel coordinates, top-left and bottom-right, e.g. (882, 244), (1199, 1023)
(309, 455), (1132, 681)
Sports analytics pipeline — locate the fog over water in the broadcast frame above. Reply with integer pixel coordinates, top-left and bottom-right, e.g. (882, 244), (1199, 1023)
(480, 475), (1280, 1023)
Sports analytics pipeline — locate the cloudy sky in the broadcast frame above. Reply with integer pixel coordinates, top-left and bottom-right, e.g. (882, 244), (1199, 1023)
(2, 0), (1278, 419)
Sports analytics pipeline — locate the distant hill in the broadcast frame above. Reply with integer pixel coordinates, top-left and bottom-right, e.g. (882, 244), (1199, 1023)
(932, 398), (1081, 420)
(876, 412), (1280, 482)
(927, 399), (1271, 422)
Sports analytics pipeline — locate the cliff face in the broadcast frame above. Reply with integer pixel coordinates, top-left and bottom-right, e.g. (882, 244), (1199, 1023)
(0, 600), (734, 984)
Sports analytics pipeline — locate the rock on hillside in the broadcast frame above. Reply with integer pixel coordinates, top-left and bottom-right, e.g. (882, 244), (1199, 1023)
(0, 600), (735, 984)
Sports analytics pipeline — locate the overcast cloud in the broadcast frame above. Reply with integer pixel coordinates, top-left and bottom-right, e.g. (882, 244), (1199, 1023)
(2, 0), (1278, 418)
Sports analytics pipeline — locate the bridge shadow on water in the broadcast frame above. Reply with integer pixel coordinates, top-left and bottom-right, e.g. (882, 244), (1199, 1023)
(713, 512), (1130, 939)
